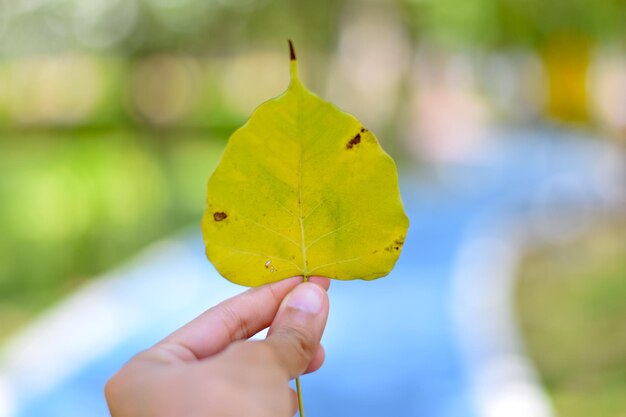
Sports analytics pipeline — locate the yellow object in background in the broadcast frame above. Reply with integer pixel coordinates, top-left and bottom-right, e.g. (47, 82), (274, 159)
(542, 33), (592, 123)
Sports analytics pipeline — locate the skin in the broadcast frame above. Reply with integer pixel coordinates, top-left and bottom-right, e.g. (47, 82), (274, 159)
(105, 276), (330, 417)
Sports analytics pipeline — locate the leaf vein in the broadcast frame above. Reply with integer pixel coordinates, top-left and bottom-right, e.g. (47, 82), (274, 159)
(221, 245), (301, 271)
(235, 212), (300, 248)
(297, 91), (308, 276)
(302, 196), (331, 222)
(307, 256), (365, 274)
(305, 220), (355, 250)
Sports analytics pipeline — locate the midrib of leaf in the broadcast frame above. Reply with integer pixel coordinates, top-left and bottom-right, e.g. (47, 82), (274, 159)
(296, 82), (309, 277)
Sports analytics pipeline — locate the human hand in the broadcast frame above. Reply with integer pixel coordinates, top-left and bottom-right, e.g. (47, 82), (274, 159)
(105, 276), (330, 417)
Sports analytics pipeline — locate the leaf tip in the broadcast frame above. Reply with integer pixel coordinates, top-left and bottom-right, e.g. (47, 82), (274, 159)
(287, 40), (300, 85)
(288, 39), (296, 61)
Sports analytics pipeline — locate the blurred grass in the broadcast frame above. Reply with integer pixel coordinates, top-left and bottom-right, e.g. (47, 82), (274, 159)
(517, 216), (626, 417)
(0, 129), (225, 341)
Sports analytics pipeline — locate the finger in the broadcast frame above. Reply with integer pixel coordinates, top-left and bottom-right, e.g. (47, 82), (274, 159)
(304, 344), (325, 374)
(264, 283), (330, 379)
(156, 276), (305, 361)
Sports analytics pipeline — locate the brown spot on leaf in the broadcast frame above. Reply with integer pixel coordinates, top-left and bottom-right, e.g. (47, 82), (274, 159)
(360, 127), (367, 133)
(384, 237), (405, 252)
(346, 133), (361, 149)
(213, 212), (228, 221)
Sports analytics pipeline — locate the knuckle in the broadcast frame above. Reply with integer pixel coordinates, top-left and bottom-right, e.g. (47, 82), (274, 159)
(104, 369), (126, 407)
(103, 375), (117, 401)
(104, 354), (143, 404)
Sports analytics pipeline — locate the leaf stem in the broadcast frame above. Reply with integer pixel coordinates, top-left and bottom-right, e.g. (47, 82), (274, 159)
(296, 274), (308, 416)
(295, 376), (305, 417)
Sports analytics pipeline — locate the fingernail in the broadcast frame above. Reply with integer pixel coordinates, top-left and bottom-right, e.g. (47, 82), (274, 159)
(286, 283), (324, 314)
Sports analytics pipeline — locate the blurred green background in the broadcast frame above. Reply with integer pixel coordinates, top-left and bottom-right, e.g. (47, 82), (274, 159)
(0, 0), (625, 415)
(518, 216), (626, 417)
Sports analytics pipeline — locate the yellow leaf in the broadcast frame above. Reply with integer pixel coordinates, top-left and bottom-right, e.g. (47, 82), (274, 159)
(201, 42), (409, 287)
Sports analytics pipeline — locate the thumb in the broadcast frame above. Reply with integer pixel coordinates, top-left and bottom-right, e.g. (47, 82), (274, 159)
(264, 282), (329, 379)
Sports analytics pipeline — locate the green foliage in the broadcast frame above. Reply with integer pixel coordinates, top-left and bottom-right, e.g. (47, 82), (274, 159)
(517, 219), (626, 417)
(201, 45), (409, 286)
(0, 131), (223, 340)
(404, 0), (626, 47)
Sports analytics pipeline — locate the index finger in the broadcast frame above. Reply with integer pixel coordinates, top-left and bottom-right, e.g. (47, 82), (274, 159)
(155, 276), (330, 361)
